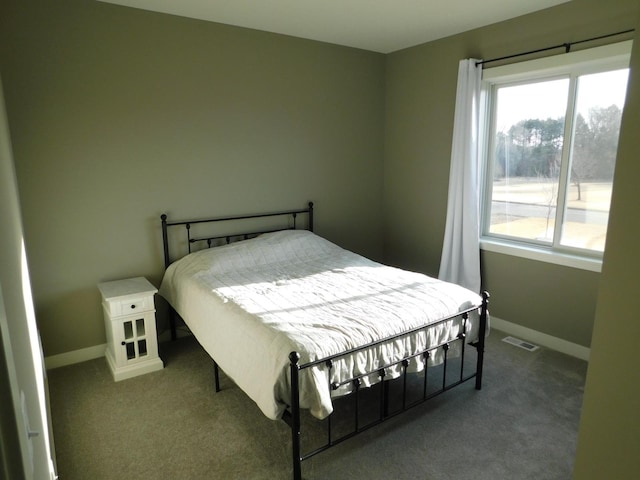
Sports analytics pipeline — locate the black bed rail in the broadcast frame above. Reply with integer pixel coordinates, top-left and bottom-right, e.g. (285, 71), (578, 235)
(161, 202), (314, 269)
(188, 227), (296, 248)
(285, 290), (490, 480)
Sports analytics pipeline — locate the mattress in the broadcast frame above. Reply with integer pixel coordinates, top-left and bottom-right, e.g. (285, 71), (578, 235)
(159, 230), (484, 420)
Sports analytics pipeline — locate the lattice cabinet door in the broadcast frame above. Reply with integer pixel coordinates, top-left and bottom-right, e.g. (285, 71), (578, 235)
(98, 277), (164, 381)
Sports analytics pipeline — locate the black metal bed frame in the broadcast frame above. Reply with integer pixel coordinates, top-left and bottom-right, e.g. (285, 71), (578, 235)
(159, 202), (488, 480)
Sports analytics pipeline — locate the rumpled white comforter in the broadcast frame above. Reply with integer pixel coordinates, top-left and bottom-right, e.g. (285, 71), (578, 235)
(159, 230), (483, 420)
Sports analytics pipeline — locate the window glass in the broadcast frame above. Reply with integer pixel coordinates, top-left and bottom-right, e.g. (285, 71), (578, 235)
(563, 69), (629, 251)
(489, 78), (569, 243)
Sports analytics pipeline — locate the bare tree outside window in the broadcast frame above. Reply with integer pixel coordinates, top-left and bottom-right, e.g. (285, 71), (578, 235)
(486, 68), (628, 254)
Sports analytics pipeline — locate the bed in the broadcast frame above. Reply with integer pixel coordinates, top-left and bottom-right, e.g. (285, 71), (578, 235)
(158, 202), (489, 479)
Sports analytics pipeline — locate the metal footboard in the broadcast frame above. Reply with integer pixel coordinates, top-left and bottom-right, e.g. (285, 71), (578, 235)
(284, 291), (489, 480)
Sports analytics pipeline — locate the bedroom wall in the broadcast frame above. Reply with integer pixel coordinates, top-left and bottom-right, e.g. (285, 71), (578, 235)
(573, 17), (640, 479)
(2, 0), (637, 359)
(383, 0), (640, 348)
(0, 0), (385, 356)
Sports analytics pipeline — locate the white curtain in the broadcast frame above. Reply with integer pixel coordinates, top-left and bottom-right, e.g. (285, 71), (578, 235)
(438, 59), (483, 293)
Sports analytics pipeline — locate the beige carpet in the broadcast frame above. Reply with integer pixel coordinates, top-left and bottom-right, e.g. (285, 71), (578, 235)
(48, 329), (587, 479)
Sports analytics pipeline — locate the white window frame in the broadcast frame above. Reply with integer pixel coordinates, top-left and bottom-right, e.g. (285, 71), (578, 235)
(479, 41), (632, 273)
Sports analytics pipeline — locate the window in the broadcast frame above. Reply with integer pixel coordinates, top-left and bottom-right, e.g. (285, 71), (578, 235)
(480, 41), (631, 271)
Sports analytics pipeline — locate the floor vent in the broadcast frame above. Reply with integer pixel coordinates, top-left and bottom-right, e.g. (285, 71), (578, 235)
(502, 336), (540, 352)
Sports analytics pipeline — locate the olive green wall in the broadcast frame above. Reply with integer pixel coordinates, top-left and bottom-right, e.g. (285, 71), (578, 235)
(384, 0), (639, 348)
(0, 0), (385, 356)
(2, 0), (639, 357)
(573, 16), (640, 479)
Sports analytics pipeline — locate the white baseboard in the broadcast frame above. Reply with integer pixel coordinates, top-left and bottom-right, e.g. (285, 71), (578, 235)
(490, 316), (590, 361)
(44, 317), (590, 369)
(44, 330), (190, 370)
(44, 343), (106, 370)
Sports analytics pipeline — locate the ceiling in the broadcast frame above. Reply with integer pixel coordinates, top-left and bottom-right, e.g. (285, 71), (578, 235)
(98, 0), (570, 54)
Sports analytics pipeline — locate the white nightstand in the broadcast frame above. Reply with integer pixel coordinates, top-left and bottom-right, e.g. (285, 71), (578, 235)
(98, 277), (164, 381)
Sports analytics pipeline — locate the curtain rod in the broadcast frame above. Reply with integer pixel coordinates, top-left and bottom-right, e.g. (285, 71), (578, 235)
(476, 28), (635, 67)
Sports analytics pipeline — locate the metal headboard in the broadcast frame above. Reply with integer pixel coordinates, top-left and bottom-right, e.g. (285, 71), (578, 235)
(160, 202), (314, 268)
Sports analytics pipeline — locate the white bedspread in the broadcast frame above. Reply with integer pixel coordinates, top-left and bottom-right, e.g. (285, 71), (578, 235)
(159, 230), (483, 420)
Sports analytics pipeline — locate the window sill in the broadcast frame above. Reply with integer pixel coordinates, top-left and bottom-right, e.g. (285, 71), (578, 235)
(480, 238), (602, 273)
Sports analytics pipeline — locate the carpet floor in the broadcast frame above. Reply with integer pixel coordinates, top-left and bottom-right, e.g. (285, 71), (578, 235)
(48, 329), (587, 479)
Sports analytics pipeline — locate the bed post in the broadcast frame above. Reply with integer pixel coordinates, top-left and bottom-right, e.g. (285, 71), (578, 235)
(475, 291), (490, 390)
(289, 352), (302, 480)
(308, 202), (314, 232)
(161, 214), (170, 268)
(161, 214), (178, 340)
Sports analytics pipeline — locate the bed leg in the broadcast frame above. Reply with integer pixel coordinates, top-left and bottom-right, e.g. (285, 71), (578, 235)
(213, 361), (221, 393)
(475, 291), (490, 390)
(289, 352), (302, 480)
(383, 378), (390, 418)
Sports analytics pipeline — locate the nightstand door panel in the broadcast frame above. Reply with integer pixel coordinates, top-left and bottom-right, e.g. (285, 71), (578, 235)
(114, 312), (157, 365)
